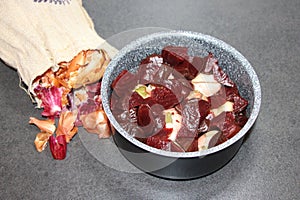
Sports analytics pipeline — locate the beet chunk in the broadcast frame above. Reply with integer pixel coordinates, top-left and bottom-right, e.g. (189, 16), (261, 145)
(212, 63), (234, 87)
(111, 70), (137, 97)
(152, 64), (193, 102)
(112, 108), (146, 138)
(149, 104), (166, 135)
(173, 57), (198, 80)
(232, 94), (248, 113)
(146, 128), (173, 150)
(138, 54), (163, 84)
(111, 92), (131, 111)
(192, 56), (208, 73)
(146, 128), (185, 152)
(210, 112), (242, 144)
(174, 56), (209, 80)
(129, 92), (144, 109)
(225, 85), (239, 101)
(162, 46), (201, 80)
(140, 53), (164, 65)
(151, 86), (179, 109)
(177, 99), (201, 138)
(137, 104), (156, 137)
(162, 46), (189, 66)
(111, 70), (128, 89)
(137, 104), (151, 127)
(176, 137), (198, 152)
(219, 122), (241, 144)
(163, 79), (192, 103)
(208, 86), (227, 109)
(198, 99), (211, 124)
(235, 111), (248, 127)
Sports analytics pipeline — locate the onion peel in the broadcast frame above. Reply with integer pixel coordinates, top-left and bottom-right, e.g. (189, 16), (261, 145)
(80, 110), (111, 139)
(56, 110), (78, 143)
(34, 132), (52, 152)
(29, 117), (55, 134)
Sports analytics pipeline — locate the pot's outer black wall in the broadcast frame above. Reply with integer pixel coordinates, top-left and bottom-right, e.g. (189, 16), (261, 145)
(113, 131), (244, 180)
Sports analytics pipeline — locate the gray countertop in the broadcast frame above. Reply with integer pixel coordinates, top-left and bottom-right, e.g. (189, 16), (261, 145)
(0, 0), (299, 199)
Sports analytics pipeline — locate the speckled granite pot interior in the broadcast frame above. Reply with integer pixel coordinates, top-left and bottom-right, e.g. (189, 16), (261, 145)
(101, 31), (261, 180)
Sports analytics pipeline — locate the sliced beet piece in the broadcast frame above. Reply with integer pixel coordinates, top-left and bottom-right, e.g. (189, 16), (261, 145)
(138, 55), (162, 84)
(225, 84), (239, 101)
(198, 119), (210, 134)
(112, 107), (137, 124)
(174, 57), (198, 80)
(209, 111), (241, 144)
(192, 55), (209, 73)
(225, 85), (248, 113)
(212, 62), (234, 87)
(126, 124), (146, 139)
(146, 128), (173, 150)
(162, 46), (189, 66)
(177, 99), (201, 138)
(111, 70), (137, 97)
(198, 99), (211, 124)
(152, 64), (193, 102)
(173, 64), (190, 79)
(137, 104), (156, 137)
(209, 111), (234, 130)
(174, 55), (209, 80)
(186, 138), (199, 152)
(222, 122), (241, 141)
(235, 111), (248, 127)
(129, 91), (145, 109)
(176, 137), (198, 152)
(170, 143), (186, 152)
(137, 104), (151, 127)
(203, 53), (216, 73)
(113, 108), (146, 139)
(151, 85), (179, 109)
(145, 127), (185, 152)
(129, 91), (157, 109)
(149, 104), (166, 135)
(208, 86), (227, 109)
(163, 78), (192, 103)
(111, 92), (131, 111)
(140, 53), (164, 65)
(177, 127), (198, 138)
(153, 63), (174, 82)
(111, 70), (128, 89)
(232, 94), (248, 113)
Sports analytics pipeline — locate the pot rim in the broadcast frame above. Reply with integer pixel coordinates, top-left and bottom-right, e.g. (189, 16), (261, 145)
(101, 30), (261, 158)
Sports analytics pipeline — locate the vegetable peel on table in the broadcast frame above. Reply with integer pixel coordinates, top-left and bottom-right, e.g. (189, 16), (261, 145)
(0, 1), (118, 159)
(34, 132), (53, 153)
(56, 110), (78, 143)
(80, 110), (111, 139)
(29, 51), (114, 159)
(29, 117), (56, 134)
(34, 86), (63, 118)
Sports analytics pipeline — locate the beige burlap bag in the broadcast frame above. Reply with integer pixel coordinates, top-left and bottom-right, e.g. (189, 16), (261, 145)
(0, 0), (117, 97)
(0, 1), (118, 152)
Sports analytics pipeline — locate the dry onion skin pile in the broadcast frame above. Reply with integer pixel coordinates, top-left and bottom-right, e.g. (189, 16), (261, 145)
(0, 0), (117, 159)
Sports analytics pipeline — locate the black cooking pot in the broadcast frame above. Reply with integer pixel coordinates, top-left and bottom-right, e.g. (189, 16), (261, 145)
(101, 31), (261, 180)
